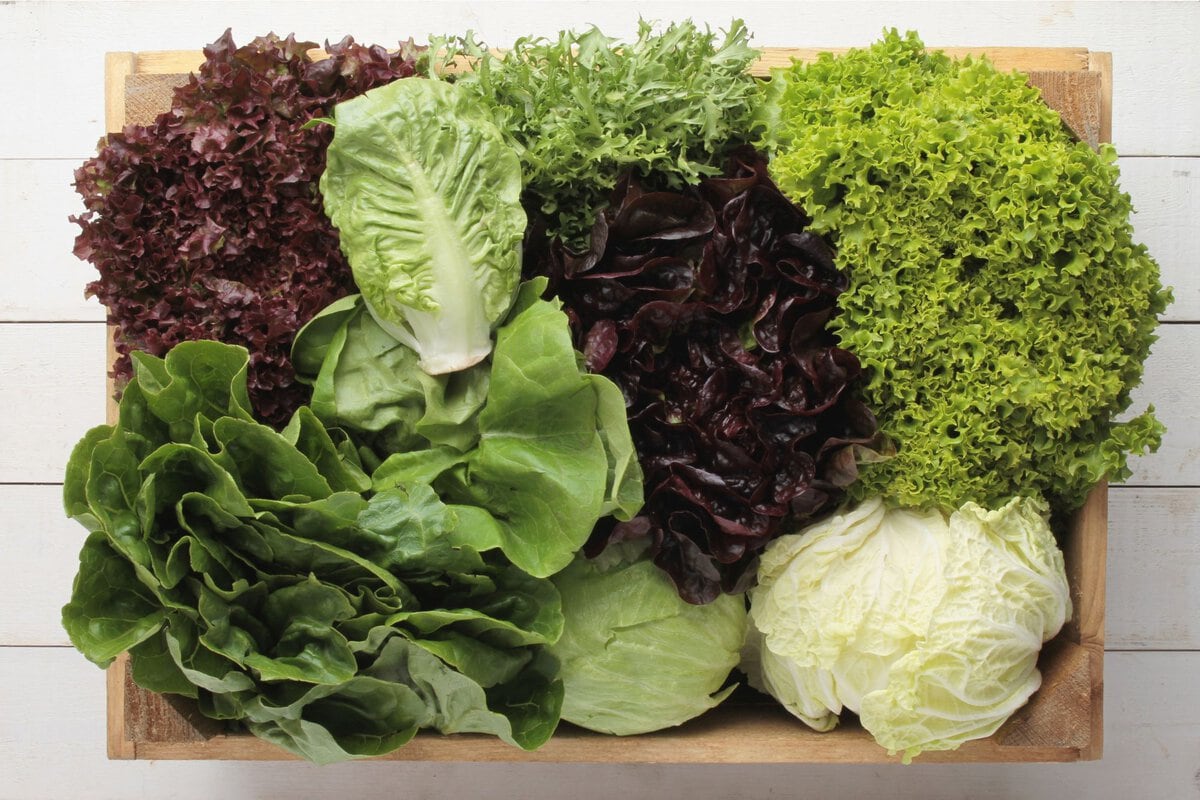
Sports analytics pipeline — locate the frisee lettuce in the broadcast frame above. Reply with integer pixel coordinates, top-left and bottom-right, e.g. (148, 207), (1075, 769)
(450, 19), (762, 246)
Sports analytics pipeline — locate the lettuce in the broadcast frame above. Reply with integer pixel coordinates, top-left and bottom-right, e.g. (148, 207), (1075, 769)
(523, 148), (883, 604)
(548, 542), (747, 735)
(743, 494), (1071, 762)
(293, 280), (644, 579)
(759, 31), (1171, 511)
(71, 31), (422, 426)
(320, 78), (527, 375)
(61, 341), (564, 763)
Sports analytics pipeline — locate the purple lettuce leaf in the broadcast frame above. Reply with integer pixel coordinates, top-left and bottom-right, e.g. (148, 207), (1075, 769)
(525, 147), (883, 603)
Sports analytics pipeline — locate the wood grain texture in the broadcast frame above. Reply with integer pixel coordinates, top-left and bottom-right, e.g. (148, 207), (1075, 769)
(0, 323), (108, 483)
(128, 45), (1093, 78)
(1123, 324), (1200, 486)
(103, 53), (136, 135)
(1089, 51), (1114, 147)
(0, 486), (87, 647)
(6, 2), (1197, 159)
(0, 159), (106, 322)
(1028, 70), (1101, 147)
(6, 648), (1200, 800)
(1107, 487), (1200, 649)
(1123, 156), (1200, 322)
(1061, 483), (1107, 759)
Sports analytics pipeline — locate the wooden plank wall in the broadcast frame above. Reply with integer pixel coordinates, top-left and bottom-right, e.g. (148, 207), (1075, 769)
(1, 2), (1196, 797)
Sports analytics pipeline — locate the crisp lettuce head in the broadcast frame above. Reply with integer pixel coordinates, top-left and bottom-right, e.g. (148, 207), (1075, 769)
(320, 77), (526, 375)
(549, 542), (747, 735)
(743, 495), (1071, 762)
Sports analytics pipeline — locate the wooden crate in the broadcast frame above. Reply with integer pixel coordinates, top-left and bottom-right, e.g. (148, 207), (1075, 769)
(100, 46), (1110, 763)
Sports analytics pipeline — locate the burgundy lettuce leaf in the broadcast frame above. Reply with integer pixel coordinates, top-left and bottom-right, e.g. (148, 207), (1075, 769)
(71, 30), (421, 426)
(526, 147), (882, 604)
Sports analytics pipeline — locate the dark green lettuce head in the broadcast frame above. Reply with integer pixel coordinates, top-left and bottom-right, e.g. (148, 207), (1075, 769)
(760, 30), (1171, 511)
(61, 341), (564, 763)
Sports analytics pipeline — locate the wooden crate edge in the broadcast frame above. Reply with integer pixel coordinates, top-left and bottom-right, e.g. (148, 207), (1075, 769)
(126, 45), (1093, 79)
(100, 45), (1110, 764)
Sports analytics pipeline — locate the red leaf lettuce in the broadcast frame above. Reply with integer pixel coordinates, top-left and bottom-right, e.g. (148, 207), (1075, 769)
(525, 148), (882, 603)
(72, 30), (421, 426)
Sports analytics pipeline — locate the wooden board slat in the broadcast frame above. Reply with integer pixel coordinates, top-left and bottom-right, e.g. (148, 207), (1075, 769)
(127, 45), (1092, 80)
(98, 47), (1111, 764)
(1123, 157), (1200, 323)
(13, 647), (1200, 800)
(0, 324), (108, 484)
(1027, 70), (1102, 149)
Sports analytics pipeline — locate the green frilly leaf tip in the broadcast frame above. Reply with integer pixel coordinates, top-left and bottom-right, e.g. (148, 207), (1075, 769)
(759, 29), (1172, 511)
(450, 17), (762, 247)
(61, 339), (566, 763)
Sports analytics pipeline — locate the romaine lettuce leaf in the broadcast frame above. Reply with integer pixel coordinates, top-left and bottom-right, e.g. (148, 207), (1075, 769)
(320, 77), (526, 375)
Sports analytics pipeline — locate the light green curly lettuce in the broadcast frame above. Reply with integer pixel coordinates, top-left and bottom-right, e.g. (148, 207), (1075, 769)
(759, 31), (1171, 511)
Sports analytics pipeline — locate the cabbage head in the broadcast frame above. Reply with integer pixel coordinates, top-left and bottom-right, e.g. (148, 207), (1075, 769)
(743, 495), (1071, 762)
(549, 542), (747, 735)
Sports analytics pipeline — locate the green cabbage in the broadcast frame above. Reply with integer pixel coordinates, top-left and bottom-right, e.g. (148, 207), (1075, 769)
(319, 77), (526, 375)
(548, 542), (747, 735)
(743, 494), (1071, 762)
(759, 31), (1171, 511)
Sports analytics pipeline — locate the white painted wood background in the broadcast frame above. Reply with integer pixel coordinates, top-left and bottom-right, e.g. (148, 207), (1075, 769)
(1, 1), (1196, 797)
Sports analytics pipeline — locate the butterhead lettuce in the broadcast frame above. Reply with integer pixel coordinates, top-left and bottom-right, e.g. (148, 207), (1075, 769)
(292, 280), (644, 579)
(743, 494), (1071, 762)
(548, 542), (747, 735)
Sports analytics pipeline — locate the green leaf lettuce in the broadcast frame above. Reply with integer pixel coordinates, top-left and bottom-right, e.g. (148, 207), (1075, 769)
(62, 341), (565, 763)
(293, 280), (644, 578)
